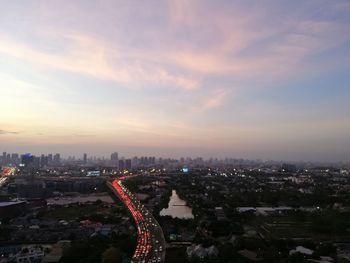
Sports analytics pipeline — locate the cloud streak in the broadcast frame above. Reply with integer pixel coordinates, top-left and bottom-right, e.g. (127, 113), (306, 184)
(194, 89), (229, 112)
(0, 129), (19, 135)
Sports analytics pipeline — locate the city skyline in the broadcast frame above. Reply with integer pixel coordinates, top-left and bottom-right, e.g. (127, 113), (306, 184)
(1, 149), (349, 165)
(1, 0), (350, 162)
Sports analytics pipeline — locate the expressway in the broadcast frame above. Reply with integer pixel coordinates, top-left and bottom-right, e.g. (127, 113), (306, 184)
(0, 167), (15, 188)
(108, 177), (166, 263)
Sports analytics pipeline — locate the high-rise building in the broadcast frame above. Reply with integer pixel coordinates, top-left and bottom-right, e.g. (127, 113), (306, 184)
(125, 159), (132, 170)
(33, 156), (40, 169)
(48, 154), (53, 165)
(21, 153), (34, 168)
(11, 153), (20, 165)
(2, 152), (6, 165)
(118, 159), (125, 171)
(111, 152), (118, 166)
(83, 153), (87, 164)
(53, 154), (61, 165)
(40, 154), (48, 167)
(132, 156), (139, 167)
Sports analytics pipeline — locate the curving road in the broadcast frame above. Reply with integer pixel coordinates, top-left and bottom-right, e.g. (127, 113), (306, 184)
(107, 176), (166, 263)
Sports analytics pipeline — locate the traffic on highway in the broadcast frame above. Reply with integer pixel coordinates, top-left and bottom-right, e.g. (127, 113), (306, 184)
(0, 167), (15, 187)
(109, 176), (166, 263)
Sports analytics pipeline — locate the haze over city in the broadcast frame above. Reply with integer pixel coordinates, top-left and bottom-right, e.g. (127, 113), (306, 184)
(1, 0), (350, 161)
(2, 2), (350, 263)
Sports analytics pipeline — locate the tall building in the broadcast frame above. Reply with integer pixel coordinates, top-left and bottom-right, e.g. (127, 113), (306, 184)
(53, 154), (61, 166)
(140, 156), (146, 165)
(21, 153), (34, 168)
(40, 154), (48, 168)
(118, 159), (125, 171)
(11, 153), (20, 165)
(33, 156), (40, 169)
(111, 152), (118, 166)
(48, 154), (53, 165)
(83, 153), (87, 164)
(132, 156), (139, 167)
(2, 152), (6, 165)
(125, 159), (132, 170)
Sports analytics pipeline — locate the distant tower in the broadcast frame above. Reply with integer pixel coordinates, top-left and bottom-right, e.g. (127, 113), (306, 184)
(111, 152), (119, 167)
(53, 153), (61, 165)
(118, 159), (125, 171)
(83, 153), (87, 164)
(21, 153), (34, 168)
(48, 154), (53, 165)
(125, 159), (132, 170)
(40, 154), (48, 168)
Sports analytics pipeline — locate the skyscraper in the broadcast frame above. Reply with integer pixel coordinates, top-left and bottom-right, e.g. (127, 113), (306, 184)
(40, 154), (48, 168)
(48, 154), (53, 165)
(2, 152), (6, 165)
(125, 159), (132, 170)
(118, 159), (125, 171)
(53, 154), (61, 165)
(11, 153), (20, 165)
(21, 153), (34, 168)
(111, 152), (118, 167)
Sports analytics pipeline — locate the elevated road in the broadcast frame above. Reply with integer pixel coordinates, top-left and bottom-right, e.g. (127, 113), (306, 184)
(107, 176), (166, 263)
(0, 167), (15, 188)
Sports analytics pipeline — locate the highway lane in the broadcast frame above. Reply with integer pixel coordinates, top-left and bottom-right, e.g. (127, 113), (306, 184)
(107, 177), (166, 263)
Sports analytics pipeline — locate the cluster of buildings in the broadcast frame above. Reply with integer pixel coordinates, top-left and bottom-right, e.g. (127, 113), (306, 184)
(0, 152), (21, 166)
(0, 199), (135, 262)
(1, 152), (61, 169)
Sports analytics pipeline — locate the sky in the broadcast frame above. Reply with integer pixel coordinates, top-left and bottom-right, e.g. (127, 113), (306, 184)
(0, 0), (350, 161)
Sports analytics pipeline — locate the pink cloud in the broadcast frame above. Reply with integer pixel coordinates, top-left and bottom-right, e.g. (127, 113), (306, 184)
(193, 89), (229, 112)
(0, 32), (199, 91)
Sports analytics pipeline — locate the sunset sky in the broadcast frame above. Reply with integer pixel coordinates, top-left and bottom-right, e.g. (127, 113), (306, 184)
(0, 0), (350, 161)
